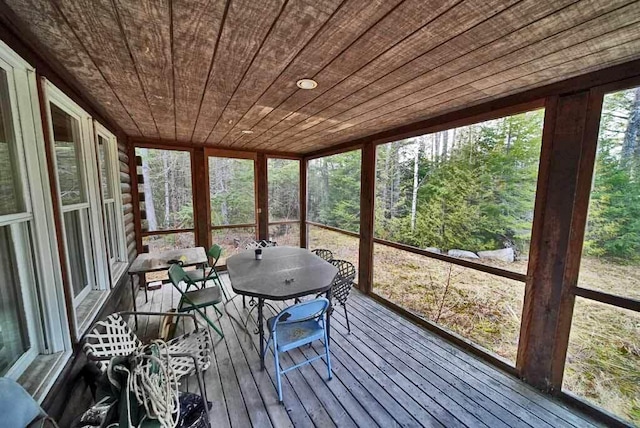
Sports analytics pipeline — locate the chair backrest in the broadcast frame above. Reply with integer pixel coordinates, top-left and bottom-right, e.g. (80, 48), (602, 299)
(207, 244), (223, 265)
(311, 248), (333, 262)
(271, 298), (330, 331)
(245, 240), (278, 249)
(169, 263), (196, 295)
(83, 313), (142, 372)
(330, 259), (356, 305)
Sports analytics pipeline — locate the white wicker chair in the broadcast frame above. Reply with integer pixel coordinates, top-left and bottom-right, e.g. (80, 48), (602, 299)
(83, 311), (212, 400)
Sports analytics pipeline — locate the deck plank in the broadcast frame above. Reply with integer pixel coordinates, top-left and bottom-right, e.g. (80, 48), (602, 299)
(135, 274), (602, 428)
(345, 298), (553, 428)
(349, 293), (602, 428)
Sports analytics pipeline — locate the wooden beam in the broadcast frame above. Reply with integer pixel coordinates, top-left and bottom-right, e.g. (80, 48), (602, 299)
(358, 142), (375, 293)
(128, 138), (143, 256)
(300, 158), (308, 248)
(192, 147), (210, 249)
(256, 152), (269, 240)
(517, 89), (602, 390)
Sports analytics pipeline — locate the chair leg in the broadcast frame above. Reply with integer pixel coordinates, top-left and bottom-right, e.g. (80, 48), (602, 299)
(344, 304), (351, 334)
(274, 348), (283, 404)
(324, 328), (332, 380)
(243, 296), (246, 308)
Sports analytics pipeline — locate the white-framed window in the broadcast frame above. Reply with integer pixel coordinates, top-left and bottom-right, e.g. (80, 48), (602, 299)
(95, 123), (127, 281)
(43, 80), (110, 335)
(0, 40), (70, 381)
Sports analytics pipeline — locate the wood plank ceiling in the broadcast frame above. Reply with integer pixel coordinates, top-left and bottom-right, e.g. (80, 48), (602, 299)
(3, 0), (640, 153)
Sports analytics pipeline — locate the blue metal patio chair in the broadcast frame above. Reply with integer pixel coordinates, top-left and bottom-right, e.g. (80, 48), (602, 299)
(264, 297), (332, 403)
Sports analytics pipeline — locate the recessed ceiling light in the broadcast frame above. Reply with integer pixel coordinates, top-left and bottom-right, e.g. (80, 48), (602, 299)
(296, 78), (318, 90)
(241, 130), (254, 134)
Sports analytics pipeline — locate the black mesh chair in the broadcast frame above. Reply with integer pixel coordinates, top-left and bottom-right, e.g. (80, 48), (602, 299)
(245, 239), (278, 249)
(326, 259), (356, 333)
(311, 248), (333, 262)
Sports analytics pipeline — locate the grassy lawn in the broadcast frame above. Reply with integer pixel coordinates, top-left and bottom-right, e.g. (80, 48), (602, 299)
(309, 227), (640, 425)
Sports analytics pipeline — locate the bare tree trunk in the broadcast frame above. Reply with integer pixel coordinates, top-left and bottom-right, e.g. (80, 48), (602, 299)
(442, 130), (449, 160)
(622, 87), (640, 167)
(140, 148), (157, 231)
(163, 151), (170, 228)
(410, 141), (420, 231)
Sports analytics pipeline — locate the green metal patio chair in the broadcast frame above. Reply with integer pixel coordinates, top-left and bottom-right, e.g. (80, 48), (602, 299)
(184, 244), (228, 300)
(168, 264), (224, 339)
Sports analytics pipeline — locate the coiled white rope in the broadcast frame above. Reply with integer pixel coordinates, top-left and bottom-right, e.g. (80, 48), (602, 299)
(128, 340), (180, 428)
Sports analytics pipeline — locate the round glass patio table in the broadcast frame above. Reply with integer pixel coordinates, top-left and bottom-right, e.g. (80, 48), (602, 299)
(226, 246), (338, 369)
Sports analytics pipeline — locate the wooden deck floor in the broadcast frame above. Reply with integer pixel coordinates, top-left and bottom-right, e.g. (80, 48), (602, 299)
(135, 274), (600, 428)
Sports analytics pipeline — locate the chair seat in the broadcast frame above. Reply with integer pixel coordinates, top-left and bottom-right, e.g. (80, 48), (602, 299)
(166, 328), (212, 379)
(185, 269), (211, 283)
(181, 286), (222, 310)
(267, 317), (325, 353)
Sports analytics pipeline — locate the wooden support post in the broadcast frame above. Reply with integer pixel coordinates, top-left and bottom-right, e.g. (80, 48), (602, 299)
(517, 90), (603, 390)
(192, 147), (210, 249)
(358, 142), (376, 293)
(300, 158), (308, 248)
(256, 153), (269, 241)
(129, 140), (143, 255)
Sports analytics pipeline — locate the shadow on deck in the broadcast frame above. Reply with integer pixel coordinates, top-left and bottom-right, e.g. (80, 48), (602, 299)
(134, 274), (600, 428)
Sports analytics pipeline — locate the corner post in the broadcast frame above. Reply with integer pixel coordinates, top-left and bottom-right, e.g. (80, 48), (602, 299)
(192, 147), (210, 249)
(358, 142), (376, 293)
(518, 90), (603, 390)
(300, 157), (308, 248)
(256, 153), (269, 241)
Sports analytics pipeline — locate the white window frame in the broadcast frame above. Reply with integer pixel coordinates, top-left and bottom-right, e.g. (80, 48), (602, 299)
(0, 40), (71, 381)
(95, 122), (127, 282)
(43, 79), (110, 335)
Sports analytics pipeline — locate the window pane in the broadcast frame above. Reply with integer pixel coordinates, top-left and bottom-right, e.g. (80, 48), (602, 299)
(373, 242), (524, 363)
(308, 224), (359, 274)
(209, 157), (256, 226)
(51, 103), (85, 206)
(142, 232), (195, 254)
(97, 135), (112, 200)
(269, 223), (300, 247)
(375, 110), (544, 275)
(136, 148), (193, 231)
(563, 298), (639, 425)
(580, 87), (640, 300)
(211, 227), (256, 266)
(63, 210), (89, 297)
(105, 202), (117, 260)
(308, 150), (361, 234)
(0, 69), (24, 216)
(268, 158), (299, 222)
(0, 225), (30, 375)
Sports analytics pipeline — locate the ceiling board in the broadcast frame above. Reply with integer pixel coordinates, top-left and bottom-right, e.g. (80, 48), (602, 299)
(226, 0), (463, 148)
(113, 0), (174, 139)
(54, 0), (158, 136)
(296, 35), (640, 151)
(236, 0), (522, 149)
(217, 0), (403, 147)
(172, 0), (227, 141)
(189, 0), (286, 143)
(267, 0), (637, 150)
(254, 0), (581, 149)
(203, 0), (343, 145)
(2, 0), (141, 135)
(4, 0), (640, 153)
